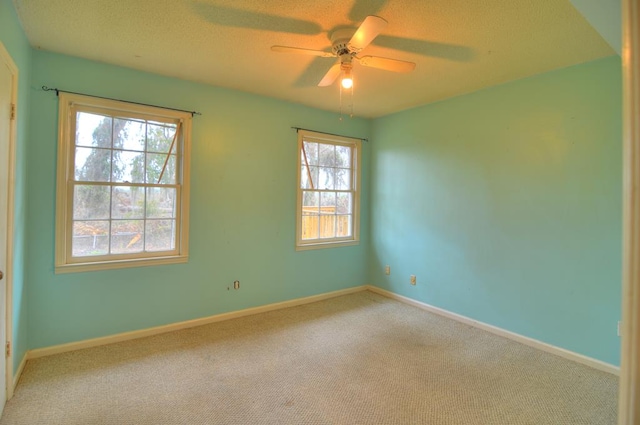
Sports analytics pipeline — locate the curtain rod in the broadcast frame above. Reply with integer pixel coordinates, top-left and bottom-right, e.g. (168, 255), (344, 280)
(291, 126), (369, 142)
(41, 86), (202, 117)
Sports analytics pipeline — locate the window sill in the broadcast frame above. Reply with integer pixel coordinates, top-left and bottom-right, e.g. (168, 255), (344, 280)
(55, 255), (188, 274)
(295, 240), (360, 251)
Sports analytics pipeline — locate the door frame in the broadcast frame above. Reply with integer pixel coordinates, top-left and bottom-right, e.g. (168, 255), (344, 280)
(619, 0), (640, 424)
(0, 42), (18, 402)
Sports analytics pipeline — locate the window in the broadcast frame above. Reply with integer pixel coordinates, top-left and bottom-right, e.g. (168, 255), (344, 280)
(296, 130), (360, 250)
(55, 93), (192, 272)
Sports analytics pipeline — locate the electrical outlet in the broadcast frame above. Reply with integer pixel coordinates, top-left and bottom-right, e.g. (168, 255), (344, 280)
(233, 280), (240, 290)
(410, 275), (416, 285)
(384, 265), (390, 275)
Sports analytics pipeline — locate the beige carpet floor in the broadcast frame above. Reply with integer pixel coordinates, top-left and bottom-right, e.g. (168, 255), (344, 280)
(0, 291), (618, 424)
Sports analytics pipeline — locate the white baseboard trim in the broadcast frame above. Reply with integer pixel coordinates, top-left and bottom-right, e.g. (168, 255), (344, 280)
(28, 285), (368, 360)
(13, 353), (27, 393)
(366, 285), (620, 376)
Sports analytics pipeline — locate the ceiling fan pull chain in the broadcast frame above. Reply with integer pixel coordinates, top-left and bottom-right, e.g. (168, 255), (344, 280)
(350, 82), (354, 118)
(339, 84), (344, 121)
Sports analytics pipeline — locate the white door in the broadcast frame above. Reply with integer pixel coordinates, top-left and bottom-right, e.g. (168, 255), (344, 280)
(0, 54), (12, 415)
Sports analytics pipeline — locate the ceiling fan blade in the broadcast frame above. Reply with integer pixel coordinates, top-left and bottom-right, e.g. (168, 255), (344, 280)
(294, 57), (340, 88)
(271, 46), (335, 58)
(318, 63), (342, 87)
(348, 15), (388, 52)
(357, 56), (416, 73)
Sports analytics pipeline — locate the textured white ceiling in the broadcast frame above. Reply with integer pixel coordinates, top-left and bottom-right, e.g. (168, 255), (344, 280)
(13, 0), (615, 118)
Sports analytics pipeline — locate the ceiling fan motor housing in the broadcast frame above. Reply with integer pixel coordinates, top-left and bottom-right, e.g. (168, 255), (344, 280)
(331, 28), (360, 56)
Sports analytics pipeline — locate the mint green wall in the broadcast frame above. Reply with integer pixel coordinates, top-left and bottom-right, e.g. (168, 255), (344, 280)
(369, 56), (622, 365)
(26, 50), (370, 349)
(0, 0), (31, 374)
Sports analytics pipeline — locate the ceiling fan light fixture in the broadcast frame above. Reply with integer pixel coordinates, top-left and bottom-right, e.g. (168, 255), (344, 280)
(341, 75), (353, 89)
(341, 65), (353, 89)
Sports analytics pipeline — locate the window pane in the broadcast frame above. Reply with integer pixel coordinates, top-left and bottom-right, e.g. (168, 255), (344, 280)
(147, 188), (177, 219)
(337, 192), (352, 214)
(336, 215), (352, 237)
(336, 145), (351, 168)
(335, 168), (351, 190)
(318, 167), (335, 190)
(318, 143), (335, 167)
(112, 186), (145, 219)
(147, 153), (176, 184)
(320, 192), (337, 209)
(76, 113), (112, 148)
(114, 118), (145, 151)
(113, 150), (145, 183)
(301, 166), (319, 190)
(145, 219), (175, 252)
(73, 185), (110, 220)
(302, 142), (318, 166)
(320, 215), (336, 239)
(72, 221), (109, 257)
(302, 191), (319, 215)
(75, 147), (112, 182)
(300, 166), (309, 189)
(147, 123), (177, 153)
(301, 215), (319, 240)
(111, 220), (144, 254)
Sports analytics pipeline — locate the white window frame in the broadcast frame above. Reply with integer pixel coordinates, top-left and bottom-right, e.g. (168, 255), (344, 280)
(296, 130), (361, 250)
(55, 93), (192, 273)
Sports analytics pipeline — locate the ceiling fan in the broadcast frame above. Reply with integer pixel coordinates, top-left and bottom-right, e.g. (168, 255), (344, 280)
(271, 16), (416, 89)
